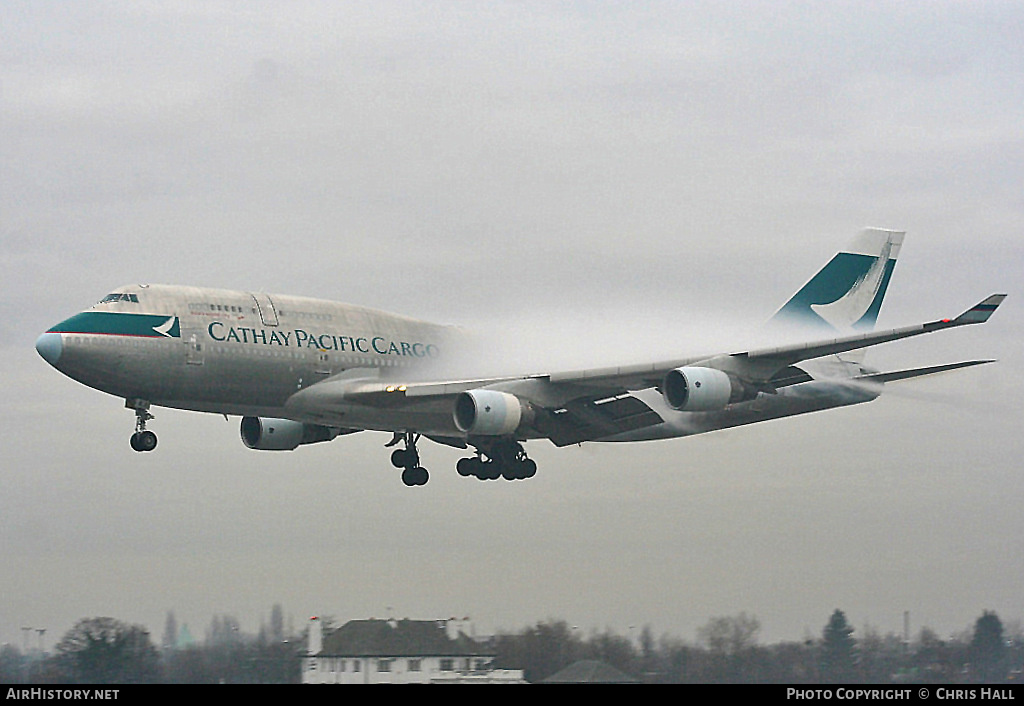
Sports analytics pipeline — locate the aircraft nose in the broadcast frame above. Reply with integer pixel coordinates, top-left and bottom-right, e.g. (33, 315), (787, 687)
(35, 331), (63, 366)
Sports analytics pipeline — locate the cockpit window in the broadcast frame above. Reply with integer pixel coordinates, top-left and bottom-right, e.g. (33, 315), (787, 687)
(99, 293), (139, 304)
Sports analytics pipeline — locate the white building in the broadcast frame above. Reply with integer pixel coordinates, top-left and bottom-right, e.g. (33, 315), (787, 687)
(303, 616), (525, 684)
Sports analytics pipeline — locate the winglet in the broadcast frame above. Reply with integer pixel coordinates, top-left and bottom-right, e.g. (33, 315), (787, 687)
(952, 294), (1006, 325)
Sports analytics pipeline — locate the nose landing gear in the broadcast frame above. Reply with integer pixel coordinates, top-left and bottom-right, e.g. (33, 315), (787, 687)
(126, 399), (157, 452)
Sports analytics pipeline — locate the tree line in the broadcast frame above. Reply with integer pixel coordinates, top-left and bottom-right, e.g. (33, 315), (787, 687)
(1, 607), (1019, 683)
(494, 610), (1021, 683)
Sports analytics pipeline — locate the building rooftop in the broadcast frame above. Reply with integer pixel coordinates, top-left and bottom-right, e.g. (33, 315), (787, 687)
(320, 619), (492, 658)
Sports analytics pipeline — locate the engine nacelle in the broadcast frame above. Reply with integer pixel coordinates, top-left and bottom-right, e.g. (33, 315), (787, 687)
(240, 417), (339, 451)
(453, 390), (530, 436)
(662, 366), (755, 412)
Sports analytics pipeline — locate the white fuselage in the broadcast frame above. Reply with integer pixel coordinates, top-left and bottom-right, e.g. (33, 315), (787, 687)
(41, 284), (463, 432)
(39, 284), (881, 445)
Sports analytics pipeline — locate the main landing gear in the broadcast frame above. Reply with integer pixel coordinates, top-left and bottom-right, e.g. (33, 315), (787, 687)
(126, 399), (157, 453)
(387, 431), (428, 486)
(457, 439), (536, 482)
(384, 434), (537, 486)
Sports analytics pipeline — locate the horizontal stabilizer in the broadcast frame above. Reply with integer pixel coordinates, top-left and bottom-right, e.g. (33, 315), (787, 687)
(855, 359), (996, 384)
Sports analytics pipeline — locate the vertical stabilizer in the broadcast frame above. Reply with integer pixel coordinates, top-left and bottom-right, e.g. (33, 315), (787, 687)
(771, 228), (904, 333)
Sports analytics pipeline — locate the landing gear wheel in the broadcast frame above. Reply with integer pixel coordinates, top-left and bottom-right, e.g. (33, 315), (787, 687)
(461, 440), (537, 481)
(457, 457), (476, 476)
(401, 466), (428, 486)
(139, 430), (157, 452)
(391, 448), (413, 469)
(130, 430), (157, 452)
(521, 458), (537, 478)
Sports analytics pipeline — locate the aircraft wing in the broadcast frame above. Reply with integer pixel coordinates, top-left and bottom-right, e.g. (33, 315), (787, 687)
(286, 294), (1005, 443)
(507, 294), (1005, 392)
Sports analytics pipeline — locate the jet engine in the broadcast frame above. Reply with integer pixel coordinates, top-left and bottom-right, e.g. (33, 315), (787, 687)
(662, 366), (757, 412)
(453, 390), (532, 436)
(240, 417), (340, 451)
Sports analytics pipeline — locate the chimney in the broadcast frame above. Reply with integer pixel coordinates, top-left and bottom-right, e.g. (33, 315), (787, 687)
(446, 617), (471, 641)
(308, 616), (322, 655)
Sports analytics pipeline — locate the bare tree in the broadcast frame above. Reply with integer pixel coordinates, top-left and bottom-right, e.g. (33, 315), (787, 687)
(696, 613), (762, 681)
(697, 612), (761, 656)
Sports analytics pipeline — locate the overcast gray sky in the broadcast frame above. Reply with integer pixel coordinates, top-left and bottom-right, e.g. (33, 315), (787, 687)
(2, 1), (1022, 649)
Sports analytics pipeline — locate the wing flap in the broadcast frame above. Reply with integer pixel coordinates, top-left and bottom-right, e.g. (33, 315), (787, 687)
(535, 394), (664, 447)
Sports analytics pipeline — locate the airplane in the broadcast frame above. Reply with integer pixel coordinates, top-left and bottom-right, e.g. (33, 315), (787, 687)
(35, 228), (1004, 486)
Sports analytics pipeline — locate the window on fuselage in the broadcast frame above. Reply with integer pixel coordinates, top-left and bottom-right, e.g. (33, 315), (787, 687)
(99, 293), (139, 304)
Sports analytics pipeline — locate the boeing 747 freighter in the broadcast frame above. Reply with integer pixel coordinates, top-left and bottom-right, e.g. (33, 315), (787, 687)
(36, 229), (1004, 486)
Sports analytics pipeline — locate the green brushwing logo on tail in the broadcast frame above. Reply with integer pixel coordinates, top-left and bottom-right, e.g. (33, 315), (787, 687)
(772, 231), (902, 332)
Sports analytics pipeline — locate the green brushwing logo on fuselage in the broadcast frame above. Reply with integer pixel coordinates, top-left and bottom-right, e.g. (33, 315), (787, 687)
(48, 312), (181, 338)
